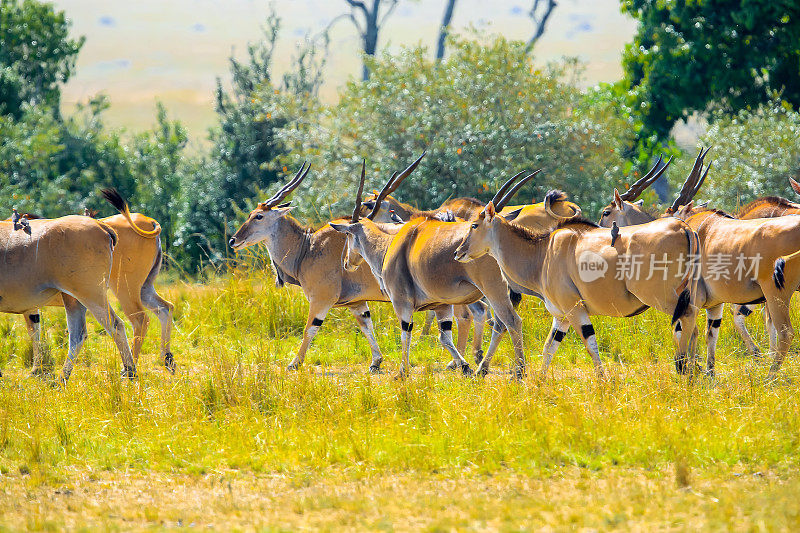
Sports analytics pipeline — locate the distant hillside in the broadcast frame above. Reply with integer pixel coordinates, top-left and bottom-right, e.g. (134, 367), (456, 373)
(55, 0), (635, 139)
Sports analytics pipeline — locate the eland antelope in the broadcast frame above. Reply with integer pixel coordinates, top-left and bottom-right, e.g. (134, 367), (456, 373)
(331, 169), (541, 378)
(364, 178), (583, 338)
(454, 174), (701, 379)
(229, 158), (429, 373)
(1, 215), (136, 383)
(670, 201), (800, 379)
(14, 190), (176, 374)
(601, 150), (800, 378)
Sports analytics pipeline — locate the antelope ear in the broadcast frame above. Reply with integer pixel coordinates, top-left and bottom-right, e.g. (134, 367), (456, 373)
(633, 199), (644, 208)
(329, 222), (353, 234)
(790, 178), (800, 195)
(484, 201), (496, 222)
(502, 207), (523, 221)
(613, 189), (623, 209)
(274, 206), (294, 218)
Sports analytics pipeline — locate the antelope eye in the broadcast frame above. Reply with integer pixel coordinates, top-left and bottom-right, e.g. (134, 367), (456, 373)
(255, 214), (263, 220)
(602, 210), (611, 217)
(471, 223), (478, 229)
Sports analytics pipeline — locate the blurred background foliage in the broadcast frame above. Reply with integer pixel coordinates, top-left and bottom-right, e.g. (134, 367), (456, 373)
(669, 100), (800, 212)
(1, 0), (799, 273)
(274, 39), (632, 220)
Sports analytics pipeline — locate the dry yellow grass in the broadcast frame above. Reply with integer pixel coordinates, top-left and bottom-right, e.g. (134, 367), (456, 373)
(4, 468), (799, 530)
(0, 273), (798, 530)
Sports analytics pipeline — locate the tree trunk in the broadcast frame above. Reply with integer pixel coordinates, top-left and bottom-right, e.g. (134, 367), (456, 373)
(524, 0), (557, 54)
(436, 0), (458, 60)
(361, 0), (380, 80)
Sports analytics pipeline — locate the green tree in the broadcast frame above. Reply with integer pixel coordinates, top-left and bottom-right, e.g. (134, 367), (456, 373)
(174, 12), (325, 268)
(0, 96), (138, 217)
(130, 102), (189, 250)
(0, 104), (63, 214)
(670, 101), (800, 211)
(0, 0), (84, 118)
(277, 37), (632, 220)
(621, 0), (800, 144)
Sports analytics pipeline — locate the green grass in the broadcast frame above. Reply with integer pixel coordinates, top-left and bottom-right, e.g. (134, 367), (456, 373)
(0, 269), (799, 529)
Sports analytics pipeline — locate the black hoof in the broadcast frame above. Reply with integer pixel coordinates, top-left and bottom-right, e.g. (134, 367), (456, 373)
(674, 355), (688, 375)
(368, 365), (381, 374)
(461, 364), (474, 376)
(287, 363), (299, 372)
(53, 372), (70, 387)
(121, 367), (137, 379)
(475, 365), (489, 378)
(474, 350), (484, 366)
(512, 368), (526, 381)
(164, 352), (176, 374)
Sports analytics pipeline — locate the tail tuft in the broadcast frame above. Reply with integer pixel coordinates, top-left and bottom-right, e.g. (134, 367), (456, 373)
(100, 187), (161, 238)
(672, 288), (691, 325)
(101, 188), (128, 214)
(774, 257), (786, 290)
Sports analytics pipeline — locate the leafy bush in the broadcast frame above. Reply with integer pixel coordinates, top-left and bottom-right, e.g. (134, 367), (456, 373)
(275, 36), (633, 221)
(669, 101), (800, 211)
(173, 13), (325, 268)
(0, 0), (84, 118)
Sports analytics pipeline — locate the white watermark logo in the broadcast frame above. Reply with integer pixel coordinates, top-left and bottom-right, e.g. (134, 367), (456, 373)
(578, 250), (608, 282)
(576, 252), (763, 282)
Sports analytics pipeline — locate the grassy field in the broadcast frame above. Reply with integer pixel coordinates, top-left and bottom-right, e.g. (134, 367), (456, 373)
(1, 267), (799, 530)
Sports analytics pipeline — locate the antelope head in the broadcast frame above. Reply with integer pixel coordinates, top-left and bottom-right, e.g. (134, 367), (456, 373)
(330, 153), (425, 271)
(358, 152), (426, 222)
(597, 154), (673, 227)
(360, 192), (405, 223)
(455, 170), (540, 262)
(229, 163), (310, 250)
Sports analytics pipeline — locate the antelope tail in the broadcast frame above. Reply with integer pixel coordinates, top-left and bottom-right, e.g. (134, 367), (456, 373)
(672, 227), (700, 324)
(773, 249), (800, 290)
(101, 188), (161, 238)
(543, 190), (581, 221)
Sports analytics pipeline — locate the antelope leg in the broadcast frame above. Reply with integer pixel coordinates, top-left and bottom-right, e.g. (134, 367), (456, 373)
(731, 304), (760, 357)
(541, 316), (569, 378)
(348, 303), (383, 373)
(705, 304), (724, 376)
(434, 306), (471, 375)
(59, 295), (88, 384)
(289, 304), (331, 370)
(25, 311), (44, 375)
(566, 307), (604, 379)
(467, 301), (488, 365)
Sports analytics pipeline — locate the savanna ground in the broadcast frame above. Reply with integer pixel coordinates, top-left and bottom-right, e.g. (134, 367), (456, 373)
(1, 266), (799, 530)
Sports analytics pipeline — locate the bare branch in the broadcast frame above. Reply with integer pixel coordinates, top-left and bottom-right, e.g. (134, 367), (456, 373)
(377, 0), (400, 29)
(524, 0), (557, 54)
(315, 13), (358, 40)
(344, 0), (368, 13)
(348, 12), (365, 36)
(340, 0), (401, 80)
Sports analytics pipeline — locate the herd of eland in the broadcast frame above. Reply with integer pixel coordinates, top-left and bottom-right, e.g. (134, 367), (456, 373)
(3, 148), (800, 383)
